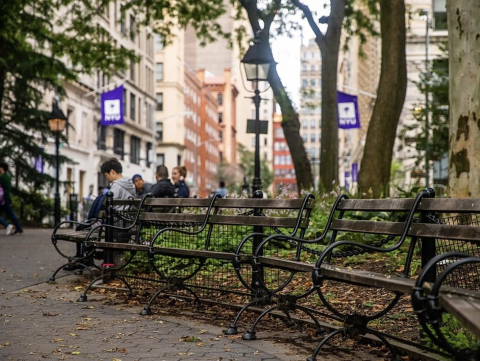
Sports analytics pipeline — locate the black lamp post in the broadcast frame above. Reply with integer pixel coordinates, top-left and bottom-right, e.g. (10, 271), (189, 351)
(47, 102), (67, 226)
(241, 34), (275, 193)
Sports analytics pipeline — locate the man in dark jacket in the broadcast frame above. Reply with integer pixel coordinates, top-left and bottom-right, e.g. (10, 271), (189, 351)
(149, 165), (175, 198)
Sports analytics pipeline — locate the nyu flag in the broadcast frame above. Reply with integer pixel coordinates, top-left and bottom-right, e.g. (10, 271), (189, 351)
(352, 163), (358, 182)
(34, 155), (44, 174)
(101, 85), (124, 126)
(337, 91), (360, 129)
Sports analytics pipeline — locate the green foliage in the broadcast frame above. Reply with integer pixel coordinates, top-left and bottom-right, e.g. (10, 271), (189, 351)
(422, 314), (479, 352)
(398, 42), (449, 176)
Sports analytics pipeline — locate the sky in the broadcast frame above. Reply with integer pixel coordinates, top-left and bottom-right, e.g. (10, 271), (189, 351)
(271, 1), (327, 109)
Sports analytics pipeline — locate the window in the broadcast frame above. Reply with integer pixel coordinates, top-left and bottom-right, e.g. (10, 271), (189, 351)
(264, 138), (267, 146)
(66, 108), (74, 140)
(302, 134), (307, 143)
(274, 142), (280, 151)
(156, 62), (163, 81)
(275, 127), (284, 138)
(130, 136), (141, 164)
(120, 7), (126, 35)
(219, 130), (223, 141)
(302, 120), (307, 129)
(157, 122), (163, 142)
(217, 93), (223, 105)
(146, 142), (152, 167)
(263, 151), (267, 160)
(157, 153), (165, 166)
(310, 79), (315, 86)
(155, 34), (164, 50)
(274, 155), (279, 165)
(97, 122), (106, 150)
(302, 79), (307, 87)
(156, 93), (163, 111)
(130, 93), (136, 120)
(129, 15), (135, 41)
(310, 148), (316, 158)
(302, 65), (307, 72)
(177, 154), (181, 166)
(311, 65), (315, 71)
(433, 0), (447, 30)
(311, 52), (315, 59)
(130, 61), (135, 81)
(310, 119), (315, 129)
(311, 133), (315, 143)
(123, 88), (127, 117)
(218, 112), (223, 123)
(113, 129), (125, 159)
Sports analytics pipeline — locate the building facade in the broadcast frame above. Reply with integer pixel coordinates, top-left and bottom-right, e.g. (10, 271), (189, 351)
(299, 39), (322, 188)
(48, 4), (156, 207)
(272, 114), (296, 195)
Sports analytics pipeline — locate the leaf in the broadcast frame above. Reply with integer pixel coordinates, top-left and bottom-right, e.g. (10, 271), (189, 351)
(71, 351), (81, 355)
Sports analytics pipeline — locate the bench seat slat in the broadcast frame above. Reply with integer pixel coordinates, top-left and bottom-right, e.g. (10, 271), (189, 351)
(208, 215), (306, 228)
(418, 198), (480, 213)
(439, 294), (480, 337)
(145, 198), (213, 207)
(257, 257), (415, 294)
(88, 241), (252, 261)
(337, 199), (415, 212)
(331, 219), (404, 235)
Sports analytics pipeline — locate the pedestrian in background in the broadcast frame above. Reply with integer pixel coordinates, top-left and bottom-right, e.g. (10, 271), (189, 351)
(172, 166), (189, 198)
(215, 180), (228, 198)
(150, 165), (175, 198)
(100, 158), (135, 200)
(0, 162), (23, 235)
(132, 174), (152, 198)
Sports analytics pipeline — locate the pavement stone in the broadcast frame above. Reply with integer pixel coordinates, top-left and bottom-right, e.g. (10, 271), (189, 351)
(0, 228), (378, 361)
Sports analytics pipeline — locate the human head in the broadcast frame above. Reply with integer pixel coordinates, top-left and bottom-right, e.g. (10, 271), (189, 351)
(132, 174), (144, 190)
(98, 186), (105, 195)
(156, 165), (169, 181)
(219, 180), (225, 188)
(100, 158), (123, 183)
(0, 162), (8, 174)
(172, 166), (187, 184)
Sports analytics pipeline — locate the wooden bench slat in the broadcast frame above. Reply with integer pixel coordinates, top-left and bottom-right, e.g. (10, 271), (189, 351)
(139, 213), (207, 222)
(89, 241), (251, 261)
(208, 215), (307, 228)
(330, 219), (404, 235)
(214, 198), (315, 210)
(145, 198), (213, 207)
(418, 198), (480, 213)
(257, 257), (415, 294)
(337, 199), (415, 211)
(439, 294), (480, 337)
(409, 223), (480, 242)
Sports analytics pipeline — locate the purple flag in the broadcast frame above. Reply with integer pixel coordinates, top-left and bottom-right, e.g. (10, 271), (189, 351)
(337, 91), (360, 129)
(345, 171), (350, 189)
(352, 163), (358, 182)
(34, 156), (44, 174)
(101, 85), (124, 126)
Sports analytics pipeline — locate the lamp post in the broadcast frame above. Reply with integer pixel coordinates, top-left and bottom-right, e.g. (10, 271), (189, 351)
(420, 9), (431, 187)
(47, 101), (67, 226)
(193, 137), (221, 197)
(241, 34), (275, 193)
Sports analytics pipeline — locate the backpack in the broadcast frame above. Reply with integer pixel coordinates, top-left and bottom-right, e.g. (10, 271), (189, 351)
(0, 184), (4, 206)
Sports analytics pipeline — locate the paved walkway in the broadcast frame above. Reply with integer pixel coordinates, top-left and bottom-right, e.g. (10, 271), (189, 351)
(0, 229), (400, 361)
(0, 229), (327, 361)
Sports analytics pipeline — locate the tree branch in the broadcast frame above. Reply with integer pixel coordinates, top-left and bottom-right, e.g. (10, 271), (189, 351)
(290, 0), (325, 50)
(239, 0), (262, 33)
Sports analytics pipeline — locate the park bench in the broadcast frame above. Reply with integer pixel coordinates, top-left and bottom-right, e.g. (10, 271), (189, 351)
(49, 193), (143, 282)
(75, 192), (316, 319)
(226, 189), (480, 360)
(412, 212), (480, 361)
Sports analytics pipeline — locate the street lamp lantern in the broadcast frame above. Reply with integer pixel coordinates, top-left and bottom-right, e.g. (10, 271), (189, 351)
(47, 105), (67, 132)
(241, 34), (275, 194)
(47, 102), (67, 226)
(241, 37), (274, 82)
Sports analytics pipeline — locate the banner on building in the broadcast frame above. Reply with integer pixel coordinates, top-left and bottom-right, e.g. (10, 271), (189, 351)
(345, 171), (350, 189)
(34, 155), (44, 174)
(337, 91), (360, 129)
(101, 85), (124, 126)
(352, 163), (358, 182)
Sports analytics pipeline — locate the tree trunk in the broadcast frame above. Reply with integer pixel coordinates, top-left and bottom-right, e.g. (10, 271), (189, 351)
(318, 0), (345, 192)
(358, 0), (407, 198)
(446, 1), (480, 197)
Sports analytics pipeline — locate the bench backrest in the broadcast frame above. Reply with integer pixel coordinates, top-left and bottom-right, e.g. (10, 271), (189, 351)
(325, 195), (480, 290)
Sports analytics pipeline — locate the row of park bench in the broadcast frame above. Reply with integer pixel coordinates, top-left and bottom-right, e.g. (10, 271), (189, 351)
(50, 189), (480, 361)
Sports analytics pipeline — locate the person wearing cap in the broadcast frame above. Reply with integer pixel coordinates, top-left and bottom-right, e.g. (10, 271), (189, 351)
(132, 174), (152, 198)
